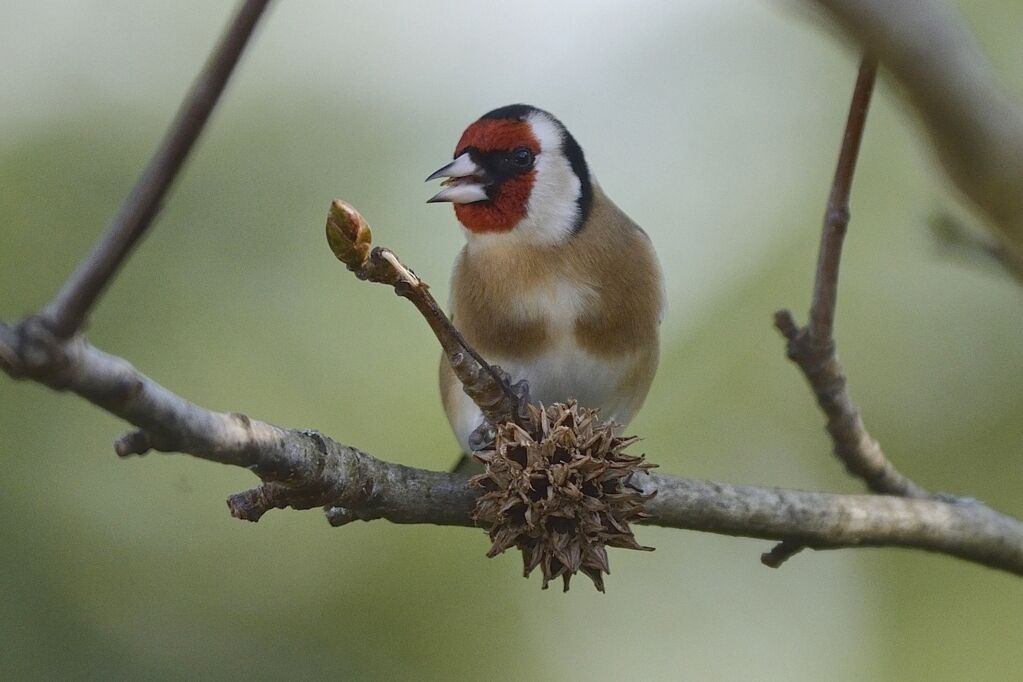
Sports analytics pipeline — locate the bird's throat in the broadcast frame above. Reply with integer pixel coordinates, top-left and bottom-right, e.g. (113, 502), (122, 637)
(454, 173), (534, 233)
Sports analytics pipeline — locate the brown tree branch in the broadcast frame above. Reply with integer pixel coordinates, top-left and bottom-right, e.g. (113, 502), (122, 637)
(2, 318), (1022, 576)
(777, 57), (927, 496)
(41, 0), (272, 339)
(768, 57), (931, 567)
(806, 56), (876, 346)
(806, 0), (1023, 271)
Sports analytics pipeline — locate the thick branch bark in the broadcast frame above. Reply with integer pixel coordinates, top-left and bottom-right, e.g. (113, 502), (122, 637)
(808, 0), (1023, 269)
(2, 318), (1022, 576)
(644, 476), (1023, 575)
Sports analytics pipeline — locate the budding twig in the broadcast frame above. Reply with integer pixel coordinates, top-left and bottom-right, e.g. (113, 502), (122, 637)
(325, 200), (531, 439)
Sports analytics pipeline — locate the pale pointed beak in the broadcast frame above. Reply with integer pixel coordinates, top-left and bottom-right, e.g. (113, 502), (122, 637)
(426, 152), (489, 204)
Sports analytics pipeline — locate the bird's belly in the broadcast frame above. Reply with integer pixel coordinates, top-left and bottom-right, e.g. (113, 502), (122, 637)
(498, 345), (628, 416)
(449, 338), (643, 453)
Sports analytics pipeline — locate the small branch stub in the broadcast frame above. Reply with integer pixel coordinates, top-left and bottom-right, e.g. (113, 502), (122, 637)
(470, 401), (656, 592)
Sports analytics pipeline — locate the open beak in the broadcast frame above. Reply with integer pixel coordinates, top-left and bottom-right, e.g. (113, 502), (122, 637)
(426, 152), (489, 204)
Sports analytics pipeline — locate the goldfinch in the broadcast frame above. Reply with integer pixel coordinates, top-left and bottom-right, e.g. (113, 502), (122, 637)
(427, 104), (664, 454)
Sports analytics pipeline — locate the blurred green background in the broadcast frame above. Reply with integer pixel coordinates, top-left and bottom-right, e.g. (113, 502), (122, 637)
(2, 1), (1022, 679)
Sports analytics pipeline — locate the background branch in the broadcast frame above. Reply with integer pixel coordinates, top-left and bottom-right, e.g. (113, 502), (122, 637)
(931, 213), (1023, 286)
(41, 0), (272, 339)
(808, 0), (1023, 270)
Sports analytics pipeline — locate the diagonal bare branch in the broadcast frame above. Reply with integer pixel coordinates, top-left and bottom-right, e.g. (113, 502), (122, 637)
(42, 0), (272, 339)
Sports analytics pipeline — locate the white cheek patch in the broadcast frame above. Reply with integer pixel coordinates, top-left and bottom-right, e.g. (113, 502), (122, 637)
(519, 111), (584, 245)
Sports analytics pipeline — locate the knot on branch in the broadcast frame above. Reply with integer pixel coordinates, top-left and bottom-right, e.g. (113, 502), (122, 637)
(773, 311), (837, 376)
(228, 477), (349, 523)
(324, 505), (380, 526)
(824, 205), (851, 232)
(114, 430), (153, 457)
(226, 430), (373, 522)
(0, 317), (77, 387)
(470, 401), (655, 592)
(228, 483), (287, 522)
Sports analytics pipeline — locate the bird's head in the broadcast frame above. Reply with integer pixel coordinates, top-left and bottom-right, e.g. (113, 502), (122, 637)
(427, 104), (593, 245)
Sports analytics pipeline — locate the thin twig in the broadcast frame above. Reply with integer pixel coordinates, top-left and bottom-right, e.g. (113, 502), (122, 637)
(807, 57), (877, 345)
(41, 0), (272, 338)
(769, 56), (931, 568)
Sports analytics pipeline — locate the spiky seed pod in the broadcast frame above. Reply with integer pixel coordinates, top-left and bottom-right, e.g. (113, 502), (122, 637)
(469, 401), (656, 592)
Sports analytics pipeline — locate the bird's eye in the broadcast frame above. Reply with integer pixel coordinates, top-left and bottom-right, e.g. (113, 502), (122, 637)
(510, 147), (534, 168)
